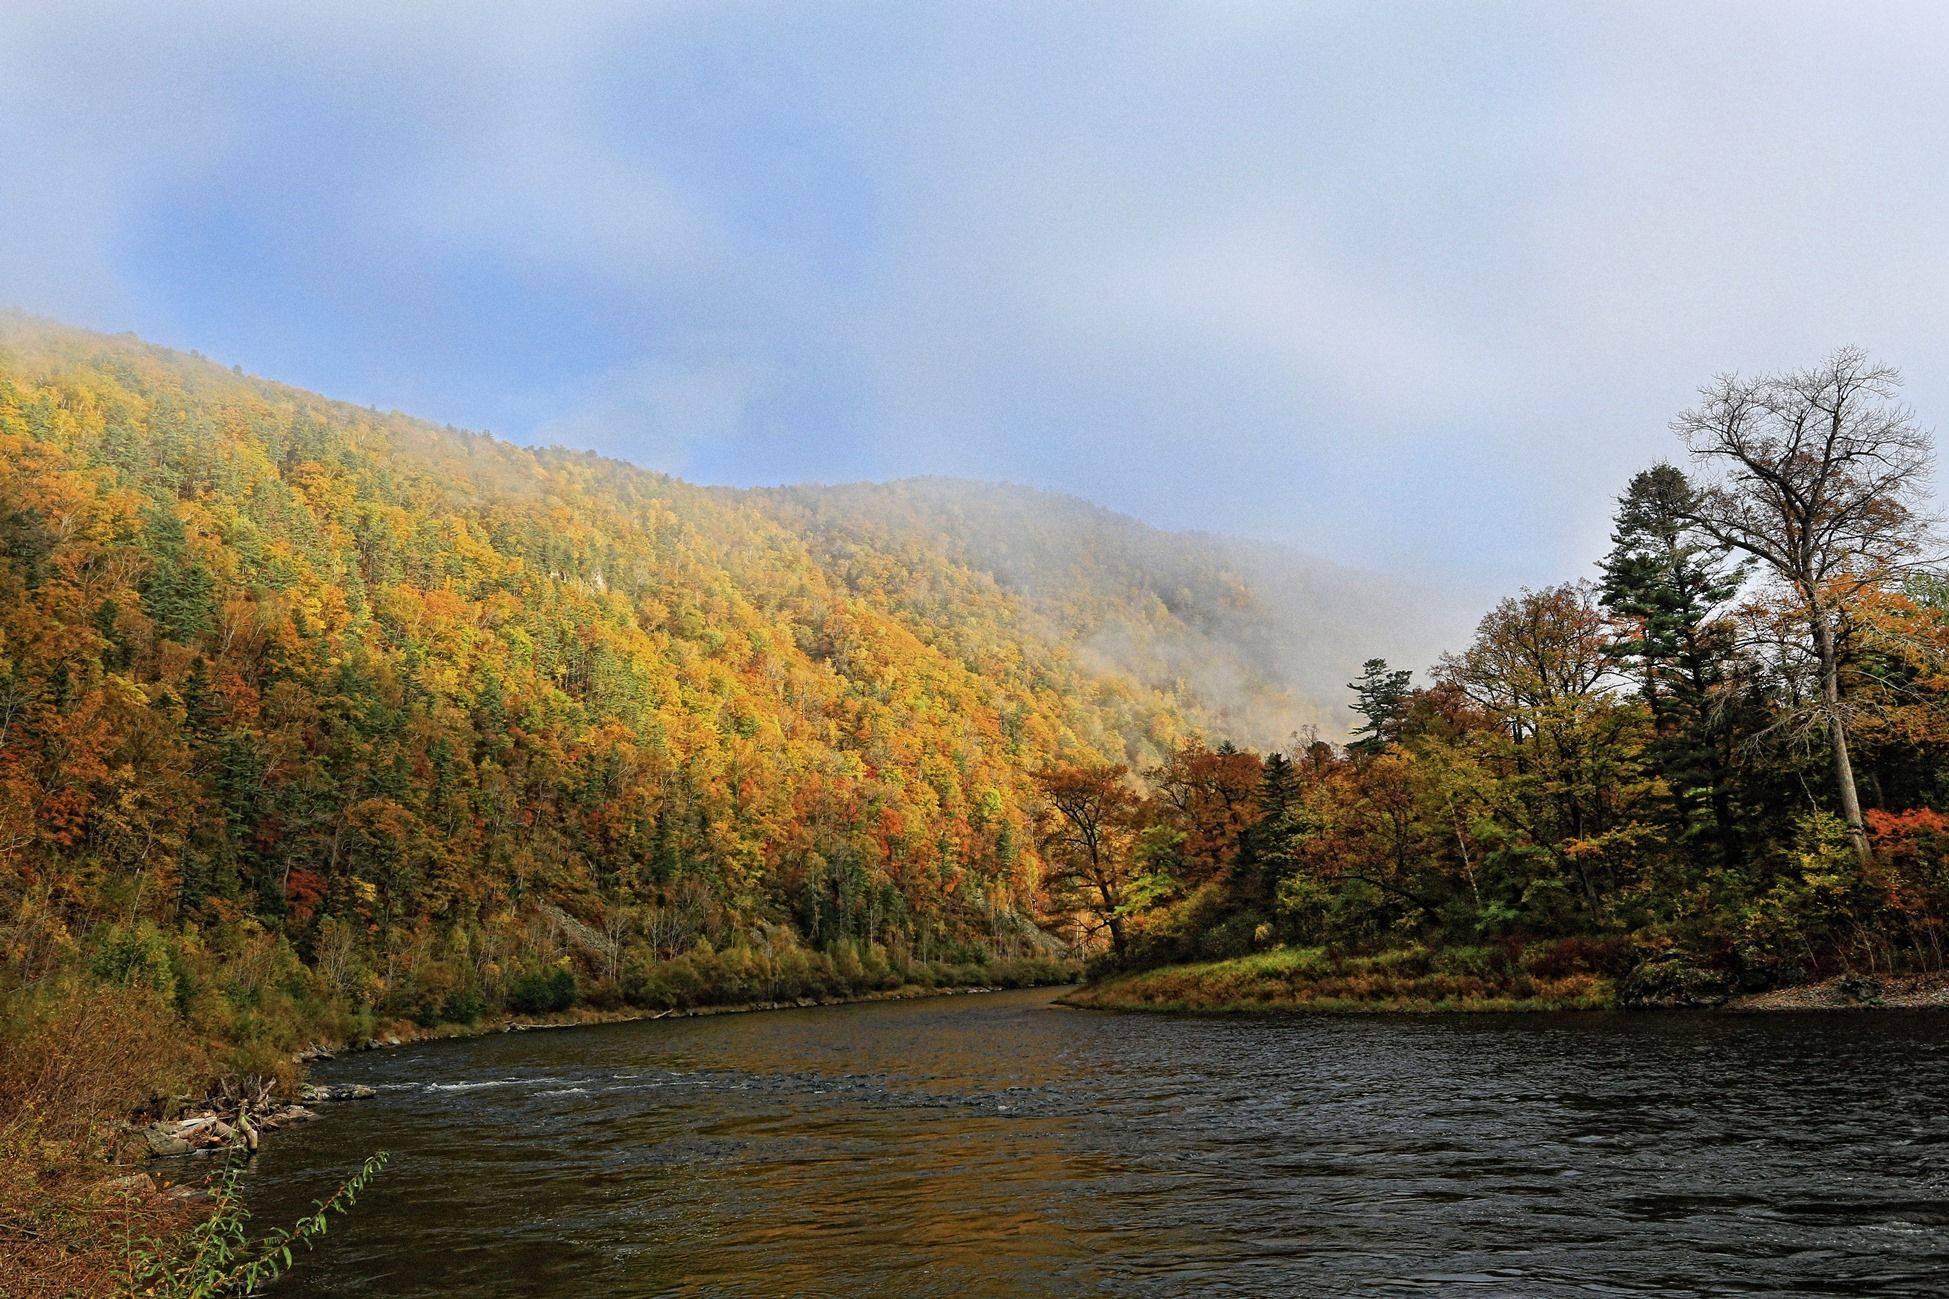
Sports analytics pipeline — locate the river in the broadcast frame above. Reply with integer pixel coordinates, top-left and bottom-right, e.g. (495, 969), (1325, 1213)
(245, 987), (1949, 1296)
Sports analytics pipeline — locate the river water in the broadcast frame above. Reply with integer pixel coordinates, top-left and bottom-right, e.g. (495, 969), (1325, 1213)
(245, 987), (1949, 1296)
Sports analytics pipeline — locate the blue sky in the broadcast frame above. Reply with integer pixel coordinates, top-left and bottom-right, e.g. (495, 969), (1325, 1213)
(4, 2), (1948, 602)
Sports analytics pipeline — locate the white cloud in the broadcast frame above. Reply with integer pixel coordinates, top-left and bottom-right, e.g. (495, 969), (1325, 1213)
(2, 0), (1946, 603)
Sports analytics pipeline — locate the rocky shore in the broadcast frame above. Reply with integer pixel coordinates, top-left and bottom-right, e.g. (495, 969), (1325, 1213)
(1729, 970), (1949, 1011)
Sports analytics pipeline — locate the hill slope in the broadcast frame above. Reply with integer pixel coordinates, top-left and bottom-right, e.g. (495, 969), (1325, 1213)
(0, 318), (1207, 978)
(755, 478), (1451, 747)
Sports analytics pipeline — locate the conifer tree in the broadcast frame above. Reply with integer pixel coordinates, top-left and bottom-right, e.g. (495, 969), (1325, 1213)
(1347, 658), (1413, 754)
(1599, 464), (1746, 864)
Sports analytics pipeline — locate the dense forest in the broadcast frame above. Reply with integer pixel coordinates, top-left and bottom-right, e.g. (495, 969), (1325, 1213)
(0, 318), (1300, 1039)
(0, 318), (1260, 1290)
(749, 478), (1449, 748)
(1066, 349), (1949, 1012)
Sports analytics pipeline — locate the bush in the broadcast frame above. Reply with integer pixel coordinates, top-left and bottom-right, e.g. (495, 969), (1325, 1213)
(441, 987), (488, 1024)
(1521, 935), (1635, 980)
(0, 976), (197, 1297)
(1736, 811), (1871, 979)
(506, 964), (576, 1015)
(89, 921), (178, 1003)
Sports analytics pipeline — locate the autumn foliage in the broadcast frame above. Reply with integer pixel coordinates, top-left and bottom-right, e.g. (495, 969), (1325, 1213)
(0, 318), (1186, 1285)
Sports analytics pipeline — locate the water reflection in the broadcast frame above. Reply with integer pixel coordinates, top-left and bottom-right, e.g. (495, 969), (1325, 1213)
(246, 990), (1949, 1296)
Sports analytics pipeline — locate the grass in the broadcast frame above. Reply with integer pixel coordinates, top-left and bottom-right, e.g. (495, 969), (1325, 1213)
(0, 979), (205, 1299)
(1063, 944), (1616, 1014)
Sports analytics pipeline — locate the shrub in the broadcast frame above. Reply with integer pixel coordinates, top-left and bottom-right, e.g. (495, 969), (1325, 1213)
(506, 964), (576, 1015)
(1616, 949), (1735, 1009)
(1521, 935), (1635, 980)
(441, 987), (488, 1024)
(0, 976), (196, 1297)
(88, 921), (178, 1003)
(1736, 811), (1870, 978)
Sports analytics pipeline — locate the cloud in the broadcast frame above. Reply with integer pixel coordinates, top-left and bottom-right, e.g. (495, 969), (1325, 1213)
(537, 355), (766, 474)
(2, 1), (1946, 610)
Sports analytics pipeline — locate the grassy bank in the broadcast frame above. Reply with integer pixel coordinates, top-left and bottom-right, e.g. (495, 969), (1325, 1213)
(1062, 944), (1616, 1014)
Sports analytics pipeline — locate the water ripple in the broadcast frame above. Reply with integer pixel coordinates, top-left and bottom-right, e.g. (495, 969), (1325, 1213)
(246, 990), (1949, 1297)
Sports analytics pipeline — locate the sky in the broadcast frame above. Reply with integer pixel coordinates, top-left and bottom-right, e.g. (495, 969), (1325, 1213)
(4, 1), (1948, 606)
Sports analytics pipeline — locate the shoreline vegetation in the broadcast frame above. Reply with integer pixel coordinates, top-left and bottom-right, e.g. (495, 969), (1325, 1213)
(1064, 945), (1614, 1014)
(1032, 352), (1949, 1048)
(1062, 947), (1949, 1015)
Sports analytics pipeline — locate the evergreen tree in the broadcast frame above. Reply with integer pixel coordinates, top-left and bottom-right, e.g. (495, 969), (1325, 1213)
(1347, 658), (1413, 754)
(1239, 750), (1303, 906)
(1599, 464), (1746, 865)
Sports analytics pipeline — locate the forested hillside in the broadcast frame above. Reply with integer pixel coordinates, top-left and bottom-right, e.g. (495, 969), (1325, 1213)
(754, 478), (1450, 749)
(0, 317), (1245, 1002)
(0, 318), (1251, 1283)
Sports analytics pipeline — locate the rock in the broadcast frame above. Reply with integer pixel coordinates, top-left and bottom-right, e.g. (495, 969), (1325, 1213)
(161, 1182), (211, 1203)
(144, 1113), (234, 1156)
(1618, 953), (1736, 1009)
(1834, 973), (1884, 1005)
(146, 1128), (193, 1157)
(300, 1082), (378, 1103)
(106, 1171), (156, 1193)
(259, 1104), (316, 1129)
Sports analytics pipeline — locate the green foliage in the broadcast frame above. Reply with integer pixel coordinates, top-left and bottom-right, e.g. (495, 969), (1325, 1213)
(1070, 943), (1615, 1013)
(1074, 450), (1949, 1005)
(127, 1149), (389, 1297)
(506, 964), (578, 1015)
(1346, 658), (1413, 754)
(89, 921), (180, 1003)
(1615, 948), (1737, 1009)
(1737, 812), (1873, 978)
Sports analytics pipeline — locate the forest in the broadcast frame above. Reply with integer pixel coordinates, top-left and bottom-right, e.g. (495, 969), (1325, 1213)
(0, 318), (1210, 1291)
(4, 322), (1945, 1292)
(1064, 349), (1949, 1013)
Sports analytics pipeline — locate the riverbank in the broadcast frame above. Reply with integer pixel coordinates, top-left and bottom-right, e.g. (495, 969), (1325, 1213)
(310, 973), (1066, 1057)
(1061, 945), (1614, 1014)
(1064, 946), (1949, 1016)
(1729, 969), (1949, 1011)
(2, 957), (1074, 1297)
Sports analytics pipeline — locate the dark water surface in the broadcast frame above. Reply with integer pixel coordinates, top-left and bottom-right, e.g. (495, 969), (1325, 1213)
(246, 988), (1949, 1296)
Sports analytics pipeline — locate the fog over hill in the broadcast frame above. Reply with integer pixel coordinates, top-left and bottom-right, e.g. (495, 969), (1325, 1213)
(754, 478), (1469, 746)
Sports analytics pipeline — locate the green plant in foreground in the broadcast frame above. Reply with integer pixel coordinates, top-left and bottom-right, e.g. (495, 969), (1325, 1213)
(126, 1148), (389, 1297)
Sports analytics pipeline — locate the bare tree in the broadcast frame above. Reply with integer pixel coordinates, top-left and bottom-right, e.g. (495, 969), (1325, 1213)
(1675, 348), (1937, 863)
(541, 901), (631, 988)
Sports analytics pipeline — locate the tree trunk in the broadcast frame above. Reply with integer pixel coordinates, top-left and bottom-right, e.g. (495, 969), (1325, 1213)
(1103, 909), (1126, 959)
(1812, 608), (1871, 866)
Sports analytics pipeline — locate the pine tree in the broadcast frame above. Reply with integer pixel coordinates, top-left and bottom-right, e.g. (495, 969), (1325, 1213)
(1239, 751), (1303, 906)
(1599, 464), (1746, 865)
(1347, 658), (1413, 754)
